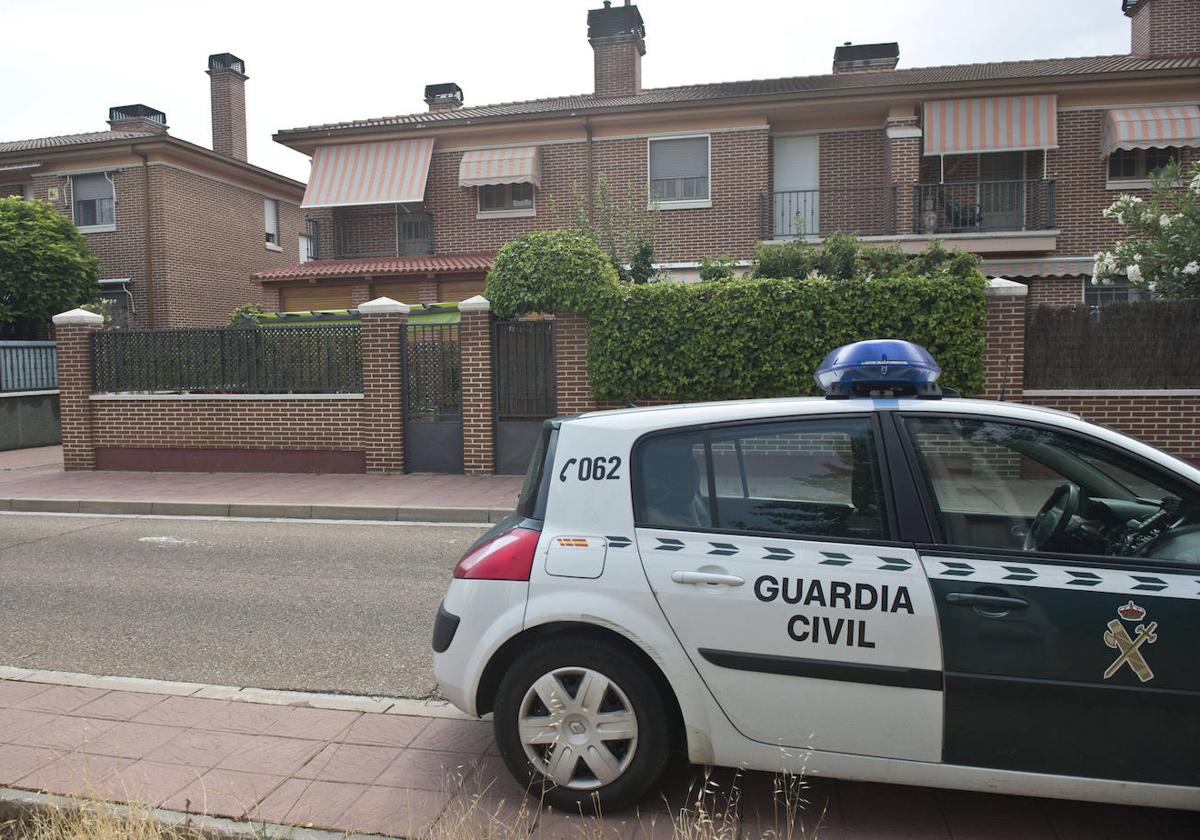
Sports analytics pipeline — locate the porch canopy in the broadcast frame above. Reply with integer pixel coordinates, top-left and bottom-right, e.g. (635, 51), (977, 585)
(924, 94), (1058, 156)
(1102, 105), (1200, 156)
(458, 146), (540, 188)
(301, 138), (435, 208)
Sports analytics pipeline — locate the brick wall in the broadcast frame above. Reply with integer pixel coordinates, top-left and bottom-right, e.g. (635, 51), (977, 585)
(1128, 0), (1200, 55)
(820, 128), (890, 235)
(1023, 394), (1200, 465)
(459, 303), (495, 475)
(593, 38), (642, 98)
(54, 320), (101, 471)
(982, 282), (1026, 401)
(1026, 276), (1083, 307)
(209, 71), (248, 162)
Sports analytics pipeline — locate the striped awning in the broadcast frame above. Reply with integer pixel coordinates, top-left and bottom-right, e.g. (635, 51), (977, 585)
(301, 138), (435, 208)
(1102, 106), (1200, 156)
(458, 147), (540, 188)
(981, 256), (1094, 279)
(924, 95), (1057, 155)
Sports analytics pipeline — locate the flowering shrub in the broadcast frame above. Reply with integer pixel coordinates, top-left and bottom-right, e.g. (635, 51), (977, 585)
(1092, 160), (1200, 298)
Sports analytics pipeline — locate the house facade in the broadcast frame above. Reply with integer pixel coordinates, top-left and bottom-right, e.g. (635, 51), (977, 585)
(0, 54), (305, 331)
(262, 0), (1200, 313)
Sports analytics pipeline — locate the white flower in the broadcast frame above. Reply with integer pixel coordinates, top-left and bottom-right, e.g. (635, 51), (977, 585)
(1190, 171), (1200, 194)
(1126, 264), (1143, 283)
(1090, 276), (1100, 286)
(1183, 261), (1200, 276)
(1160, 214), (1173, 228)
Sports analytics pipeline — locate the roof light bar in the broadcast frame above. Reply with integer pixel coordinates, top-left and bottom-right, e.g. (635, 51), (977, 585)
(815, 339), (944, 399)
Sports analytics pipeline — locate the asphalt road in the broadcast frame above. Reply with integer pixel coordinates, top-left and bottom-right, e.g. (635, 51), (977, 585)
(0, 513), (486, 697)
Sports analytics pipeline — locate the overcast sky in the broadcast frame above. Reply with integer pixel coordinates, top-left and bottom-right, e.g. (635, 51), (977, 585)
(1, 0), (1131, 183)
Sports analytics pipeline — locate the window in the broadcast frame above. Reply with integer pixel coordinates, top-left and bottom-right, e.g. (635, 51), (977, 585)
(264, 198), (279, 247)
(1107, 147), (1178, 181)
(299, 233), (314, 263)
(478, 183), (534, 214)
(648, 136), (710, 205)
(634, 417), (888, 540)
(71, 173), (114, 228)
(1084, 278), (1148, 309)
(2, 183), (27, 199)
(904, 416), (1200, 563)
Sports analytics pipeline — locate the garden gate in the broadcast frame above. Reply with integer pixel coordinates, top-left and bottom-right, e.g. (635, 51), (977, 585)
(493, 320), (556, 475)
(403, 322), (463, 473)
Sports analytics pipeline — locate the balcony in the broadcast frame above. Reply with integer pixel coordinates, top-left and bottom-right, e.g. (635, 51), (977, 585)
(305, 208), (433, 261)
(758, 179), (1057, 252)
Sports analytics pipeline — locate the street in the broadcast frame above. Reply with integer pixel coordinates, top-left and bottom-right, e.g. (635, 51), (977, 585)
(0, 513), (484, 697)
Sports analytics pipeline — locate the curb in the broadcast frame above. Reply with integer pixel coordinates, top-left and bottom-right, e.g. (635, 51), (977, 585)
(0, 498), (512, 524)
(0, 665), (472, 720)
(0, 786), (386, 840)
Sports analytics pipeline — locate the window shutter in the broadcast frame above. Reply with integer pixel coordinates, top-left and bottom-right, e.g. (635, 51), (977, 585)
(72, 173), (113, 201)
(649, 137), (708, 181)
(264, 199), (279, 236)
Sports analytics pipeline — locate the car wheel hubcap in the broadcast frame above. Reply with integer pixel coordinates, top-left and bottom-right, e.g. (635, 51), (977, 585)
(517, 666), (638, 790)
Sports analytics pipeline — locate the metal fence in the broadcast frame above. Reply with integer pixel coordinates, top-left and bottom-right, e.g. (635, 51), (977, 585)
(759, 186), (898, 239)
(91, 325), (362, 394)
(0, 341), (57, 393)
(494, 320), (555, 419)
(1025, 300), (1200, 390)
(404, 323), (461, 419)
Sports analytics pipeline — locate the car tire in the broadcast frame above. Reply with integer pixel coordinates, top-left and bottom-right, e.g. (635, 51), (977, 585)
(493, 634), (671, 813)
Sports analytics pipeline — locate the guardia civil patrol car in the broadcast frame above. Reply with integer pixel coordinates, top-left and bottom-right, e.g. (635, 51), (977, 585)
(432, 340), (1200, 812)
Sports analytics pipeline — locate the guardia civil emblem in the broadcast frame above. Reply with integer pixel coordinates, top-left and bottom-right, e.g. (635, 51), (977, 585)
(1103, 601), (1157, 683)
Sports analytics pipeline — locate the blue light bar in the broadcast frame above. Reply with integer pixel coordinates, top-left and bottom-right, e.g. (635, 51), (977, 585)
(815, 339), (943, 399)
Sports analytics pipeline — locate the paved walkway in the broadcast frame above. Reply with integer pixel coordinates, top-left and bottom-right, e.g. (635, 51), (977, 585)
(0, 676), (1197, 839)
(0, 447), (523, 522)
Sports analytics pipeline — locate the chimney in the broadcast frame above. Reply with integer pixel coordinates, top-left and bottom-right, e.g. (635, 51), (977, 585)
(424, 83), (464, 112)
(832, 42), (900, 74)
(588, 0), (645, 98)
(207, 53), (248, 161)
(107, 104), (169, 134)
(1125, 0), (1199, 56)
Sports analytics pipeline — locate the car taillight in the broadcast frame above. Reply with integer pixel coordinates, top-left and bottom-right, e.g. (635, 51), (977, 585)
(452, 527), (540, 581)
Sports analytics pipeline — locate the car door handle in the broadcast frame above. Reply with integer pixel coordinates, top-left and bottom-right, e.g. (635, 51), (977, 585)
(945, 592), (1029, 610)
(671, 571), (745, 587)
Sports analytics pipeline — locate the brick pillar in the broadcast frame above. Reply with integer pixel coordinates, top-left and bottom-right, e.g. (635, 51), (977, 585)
(982, 278), (1027, 401)
(886, 116), (922, 235)
(459, 295), (495, 475)
(554, 312), (597, 415)
(51, 308), (104, 471)
(359, 297), (408, 473)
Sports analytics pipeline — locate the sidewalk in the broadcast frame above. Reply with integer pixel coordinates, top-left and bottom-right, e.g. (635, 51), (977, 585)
(1, 674), (1197, 840)
(0, 447), (523, 523)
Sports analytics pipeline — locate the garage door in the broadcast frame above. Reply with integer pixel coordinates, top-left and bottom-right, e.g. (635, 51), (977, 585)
(437, 277), (485, 302)
(279, 285), (354, 312)
(371, 281), (424, 305)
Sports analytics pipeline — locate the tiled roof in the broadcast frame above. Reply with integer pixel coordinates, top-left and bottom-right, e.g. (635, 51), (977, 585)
(278, 53), (1200, 137)
(255, 251), (496, 281)
(0, 130), (159, 154)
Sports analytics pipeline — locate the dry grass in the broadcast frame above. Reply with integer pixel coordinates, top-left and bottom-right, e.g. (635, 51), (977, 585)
(1, 799), (203, 840)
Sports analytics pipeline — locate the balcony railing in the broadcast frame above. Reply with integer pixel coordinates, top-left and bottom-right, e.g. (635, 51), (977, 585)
(306, 209), (434, 261)
(913, 179), (1056, 235)
(758, 186), (898, 240)
(759, 179), (1056, 240)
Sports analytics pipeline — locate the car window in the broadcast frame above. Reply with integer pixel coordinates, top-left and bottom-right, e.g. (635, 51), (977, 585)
(634, 417), (888, 541)
(904, 416), (1200, 564)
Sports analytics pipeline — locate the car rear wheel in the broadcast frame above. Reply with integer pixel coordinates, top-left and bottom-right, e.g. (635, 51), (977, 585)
(493, 635), (671, 813)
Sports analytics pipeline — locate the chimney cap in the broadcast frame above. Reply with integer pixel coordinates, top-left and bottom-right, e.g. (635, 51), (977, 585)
(832, 41), (899, 73)
(108, 104), (167, 125)
(424, 82), (464, 108)
(588, 1), (644, 41)
(208, 52), (247, 78)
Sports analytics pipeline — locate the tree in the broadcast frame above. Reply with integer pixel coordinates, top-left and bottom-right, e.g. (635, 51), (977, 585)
(572, 174), (660, 283)
(1091, 160), (1200, 299)
(0, 197), (100, 333)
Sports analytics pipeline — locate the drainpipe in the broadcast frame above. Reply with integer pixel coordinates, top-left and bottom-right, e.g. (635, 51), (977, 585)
(132, 147), (156, 328)
(584, 118), (595, 224)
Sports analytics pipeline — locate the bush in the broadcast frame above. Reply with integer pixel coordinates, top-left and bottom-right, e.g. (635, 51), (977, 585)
(699, 254), (737, 281)
(485, 229), (620, 318)
(588, 271), (987, 401)
(750, 233), (980, 282)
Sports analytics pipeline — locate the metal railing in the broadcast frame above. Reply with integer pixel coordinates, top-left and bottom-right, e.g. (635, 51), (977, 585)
(91, 325), (362, 394)
(310, 208), (434, 261)
(0, 341), (57, 393)
(758, 186), (898, 239)
(494, 320), (556, 420)
(651, 176), (709, 203)
(913, 179), (1056, 235)
(404, 323), (461, 420)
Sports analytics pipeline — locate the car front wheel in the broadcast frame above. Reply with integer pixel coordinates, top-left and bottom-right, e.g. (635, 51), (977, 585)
(493, 635), (671, 813)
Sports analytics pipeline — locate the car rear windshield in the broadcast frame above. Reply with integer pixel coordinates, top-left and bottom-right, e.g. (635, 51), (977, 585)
(516, 423), (557, 519)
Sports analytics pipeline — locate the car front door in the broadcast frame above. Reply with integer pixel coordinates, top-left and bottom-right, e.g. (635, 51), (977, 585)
(899, 413), (1200, 786)
(634, 414), (943, 762)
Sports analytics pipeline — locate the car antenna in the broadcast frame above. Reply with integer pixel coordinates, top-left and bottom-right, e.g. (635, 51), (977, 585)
(620, 386), (637, 408)
(998, 354), (1010, 402)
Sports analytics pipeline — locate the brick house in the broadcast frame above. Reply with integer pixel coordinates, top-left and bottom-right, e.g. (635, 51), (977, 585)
(0, 54), (305, 331)
(260, 0), (1199, 313)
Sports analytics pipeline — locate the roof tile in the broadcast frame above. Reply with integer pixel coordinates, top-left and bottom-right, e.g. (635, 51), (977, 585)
(255, 251), (496, 281)
(0, 130), (158, 154)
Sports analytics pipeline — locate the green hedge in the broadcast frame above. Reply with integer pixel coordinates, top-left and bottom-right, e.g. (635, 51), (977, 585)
(588, 273), (987, 400)
(485, 229), (619, 318)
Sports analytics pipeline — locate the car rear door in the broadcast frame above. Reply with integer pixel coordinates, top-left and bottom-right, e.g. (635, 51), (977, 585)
(633, 413), (943, 762)
(898, 412), (1200, 786)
